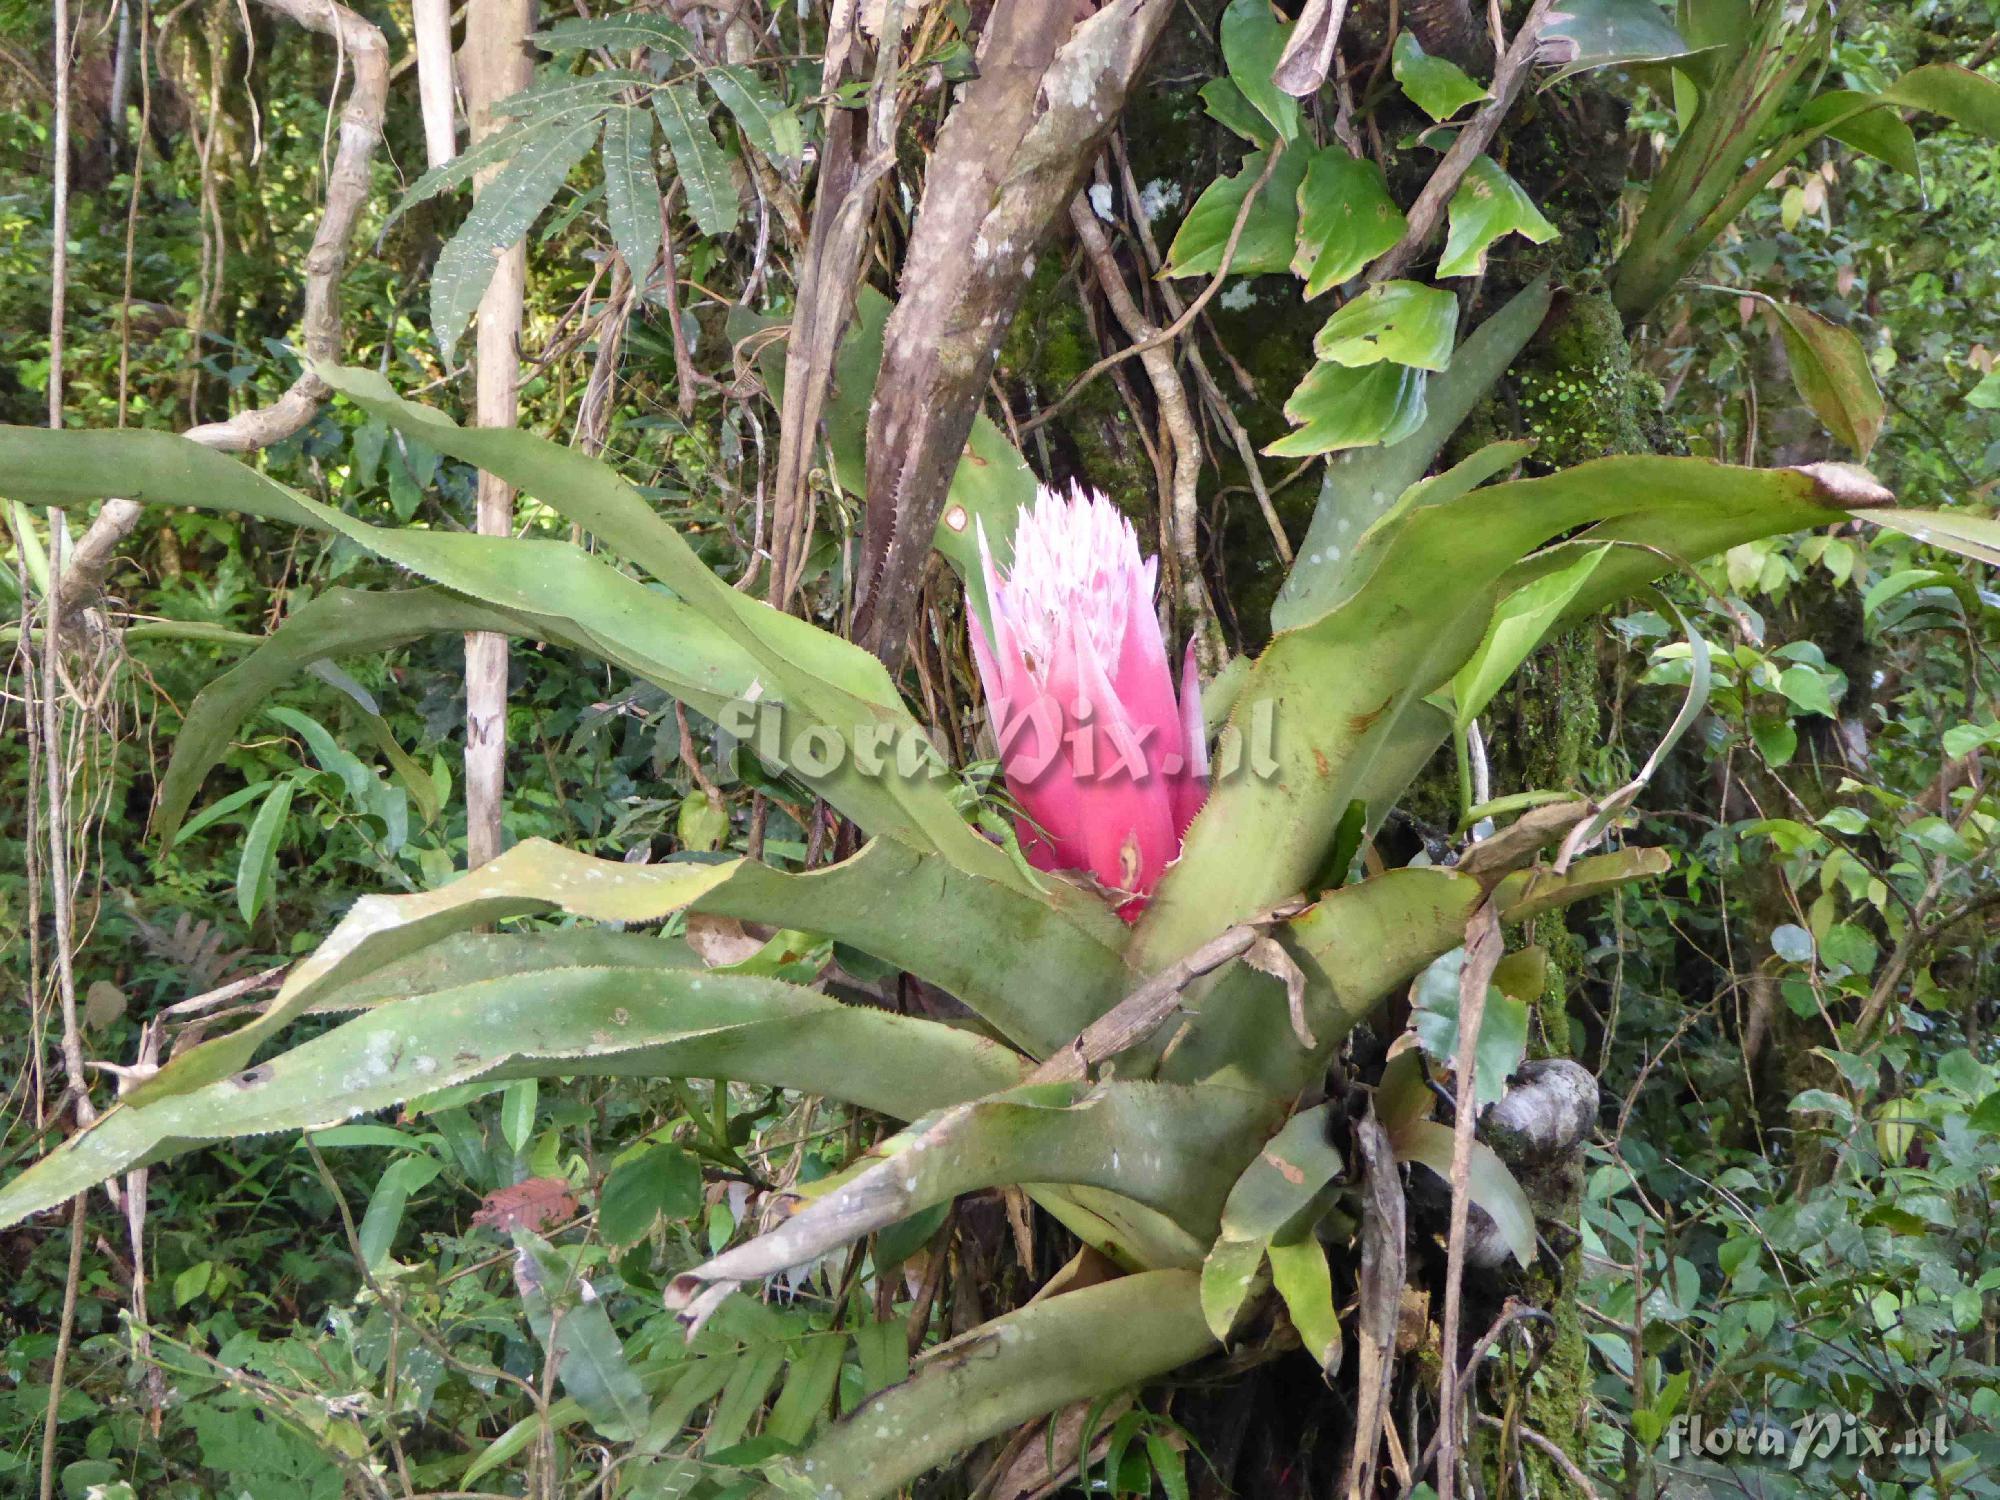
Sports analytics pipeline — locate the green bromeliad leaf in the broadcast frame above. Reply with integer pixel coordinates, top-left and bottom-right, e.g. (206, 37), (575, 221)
(0, 965), (1033, 1232)
(1437, 156), (1558, 278)
(1313, 281), (1461, 371)
(1539, 0), (1704, 82)
(667, 1081), (1277, 1311)
(1290, 145), (1407, 297)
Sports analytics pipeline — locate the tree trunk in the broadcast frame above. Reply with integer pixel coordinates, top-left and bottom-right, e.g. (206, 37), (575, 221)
(459, 0), (534, 869)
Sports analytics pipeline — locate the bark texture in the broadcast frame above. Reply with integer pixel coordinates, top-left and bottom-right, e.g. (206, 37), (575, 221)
(851, 0), (1178, 665)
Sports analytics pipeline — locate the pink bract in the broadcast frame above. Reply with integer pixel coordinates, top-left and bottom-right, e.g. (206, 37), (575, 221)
(968, 483), (1209, 916)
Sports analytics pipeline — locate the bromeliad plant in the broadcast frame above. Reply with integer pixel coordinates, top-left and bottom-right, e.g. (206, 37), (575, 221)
(4, 281), (1998, 1495)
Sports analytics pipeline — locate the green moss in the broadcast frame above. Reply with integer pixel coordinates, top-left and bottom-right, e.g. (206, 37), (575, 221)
(1513, 292), (1649, 470)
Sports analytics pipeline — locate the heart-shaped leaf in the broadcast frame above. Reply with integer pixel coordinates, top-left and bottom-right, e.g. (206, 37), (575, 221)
(1438, 157), (1557, 277)
(1314, 280), (1461, 371)
(1269, 361), (1429, 457)
(1291, 145), (1408, 296)
(1393, 31), (1489, 121)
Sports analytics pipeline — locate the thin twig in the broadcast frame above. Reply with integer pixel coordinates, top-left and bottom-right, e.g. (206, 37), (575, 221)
(1021, 144), (1285, 439)
(1365, 0), (1558, 286)
(1028, 900), (1305, 1084)
(1435, 900), (1502, 1500)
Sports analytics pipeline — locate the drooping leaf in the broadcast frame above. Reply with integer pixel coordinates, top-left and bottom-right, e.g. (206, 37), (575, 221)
(235, 780), (294, 925)
(1291, 145), (1408, 297)
(1540, 0), (1704, 82)
(1436, 157), (1558, 277)
(515, 1233), (651, 1441)
(1313, 281), (1461, 371)
(1768, 300), (1884, 457)
(1879, 62), (2000, 142)
(1165, 147), (1306, 278)
(1269, 361), (1429, 457)
(1384, 1118), (1535, 1266)
(653, 84), (738, 237)
(1218, 1104), (1344, 1245)
(1201, 77), (1276, 144)
(1220, 0), (1303, 142)
(707, 64), (803, 165)
(0, 966), (1033, 1231)
(1199, 1235), (1266, 1341)
(1797, 90), (1921, 179)
(307, 363), (1028, 888)
(386, 101), (619, 225)
(600, 103), (662, 278)
(1268, 1234), (1342, 1376)
(1452, 543), (1614, 726)
(1392, 32), (1489, 121)
(431, 114), (599, 355)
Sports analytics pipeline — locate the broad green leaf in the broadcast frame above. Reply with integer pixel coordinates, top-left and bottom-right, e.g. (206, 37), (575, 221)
(235, 780), (294, 925)
(500, 1079), (538, 1154)
(763, 1271), (1214, 1497)
(1776, 662), (1836, 717)
(1268, 1235), (1341, 1376)
(1880, 62), (2000, 142)
(357, 1153), (442, 1270)
(1274, 279), (1551, 631)
(1540, 0), (1704, 82)
(667, 1082), (1276, 1308)
(1392, 32), (1489, 121)
(1769, 300), (1883, 457)
(0, 967), (1032, 1231)
(1437, 157), (1557, 277)
(694, 837), (1127, 1056)
(1386, 1117), (1535, 1266)
(600, 103), (662, 277)
(1135, 453), (1854, 977)
(517, 1233), (651, 1441)
(1199, 1236), (1266, 1340)
(1291, 145), (1407, 297)
(1269, 361), (1428, 457)
(1410, 948), (1530, 1109)
(147, 838), (743, 1100)
(1969, 370), (2000, 410)
(432, 114), (599, 355)
(1798, 90), (1921, 178)
(707, 64), (803, 165)
(1220, 0), (1302, 142)
(1200, 77), (1274, 143)
(1217, 1104), (1343, 1244)
(1452, 543), (1614, 727)
(1164, 147), (1305, 278)
(1313, 281), (1460, 371)
(654, 84), (737, 237)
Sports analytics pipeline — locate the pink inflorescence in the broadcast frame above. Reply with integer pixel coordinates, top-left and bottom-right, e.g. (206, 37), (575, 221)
(968, 482), (1209, 917)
